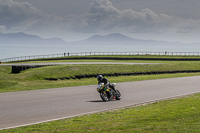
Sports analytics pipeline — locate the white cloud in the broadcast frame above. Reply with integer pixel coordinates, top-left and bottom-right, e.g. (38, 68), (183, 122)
(0, 0), (44, 31)
(72, 0), (200, 35)
(0, 0), (69, 35)
(1, 0), (200, 42)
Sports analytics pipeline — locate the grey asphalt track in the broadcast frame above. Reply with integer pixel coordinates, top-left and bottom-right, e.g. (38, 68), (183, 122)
(1, 76), (200, 130)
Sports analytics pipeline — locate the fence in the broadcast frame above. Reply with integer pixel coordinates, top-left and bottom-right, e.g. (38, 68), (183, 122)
(1, 51), (200, 62)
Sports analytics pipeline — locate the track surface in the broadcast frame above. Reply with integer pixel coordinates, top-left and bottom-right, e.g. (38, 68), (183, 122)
(1, 76), (200, 130)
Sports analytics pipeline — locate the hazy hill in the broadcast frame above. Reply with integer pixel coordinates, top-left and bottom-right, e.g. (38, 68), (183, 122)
(86, 33), (134, 42)
(1, 32), (199, 46)
(0, 32), (66, 45)
(73, 33), (187, 46)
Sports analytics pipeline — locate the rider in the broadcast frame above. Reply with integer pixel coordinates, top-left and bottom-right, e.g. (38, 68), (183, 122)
(97, 75), (116, 92)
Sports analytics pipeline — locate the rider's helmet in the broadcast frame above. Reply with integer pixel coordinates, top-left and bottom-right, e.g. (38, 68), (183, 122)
(97, 75), (103, 81)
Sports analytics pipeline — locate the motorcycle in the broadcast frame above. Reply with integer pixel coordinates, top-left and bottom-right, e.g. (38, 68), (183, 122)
(97, 83), (121, 102)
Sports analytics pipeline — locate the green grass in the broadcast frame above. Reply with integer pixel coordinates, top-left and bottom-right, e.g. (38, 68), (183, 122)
(4, 59), (167, 64)
(14, 61), (200, 80)
(1, 60), (200, 93)
(2, 93), (200, 133)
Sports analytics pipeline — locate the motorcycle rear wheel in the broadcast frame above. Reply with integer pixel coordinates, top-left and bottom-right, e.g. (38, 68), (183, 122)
(115, 89), (121, 100)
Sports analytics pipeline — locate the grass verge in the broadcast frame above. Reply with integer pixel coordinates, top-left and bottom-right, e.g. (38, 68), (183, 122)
(1, 93), (200, 132)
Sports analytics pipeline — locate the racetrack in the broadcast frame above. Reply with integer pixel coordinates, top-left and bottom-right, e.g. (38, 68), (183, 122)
(1, 76), (200, 130)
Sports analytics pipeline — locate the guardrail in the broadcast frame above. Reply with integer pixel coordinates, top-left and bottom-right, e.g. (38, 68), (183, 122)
(1, 51), (200, 62)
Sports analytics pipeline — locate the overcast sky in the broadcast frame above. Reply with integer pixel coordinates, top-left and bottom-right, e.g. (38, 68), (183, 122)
(1, 0), (200, 43)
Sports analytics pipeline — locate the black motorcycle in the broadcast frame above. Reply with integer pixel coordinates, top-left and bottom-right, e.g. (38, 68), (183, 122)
(97, 83), (121, 102)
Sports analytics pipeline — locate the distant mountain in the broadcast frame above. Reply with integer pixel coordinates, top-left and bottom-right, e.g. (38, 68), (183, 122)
(74, 33), (185, 46)
(86, 33), (134, 42)
(0, 32), (66, 45)
(2, 32), (199, 46)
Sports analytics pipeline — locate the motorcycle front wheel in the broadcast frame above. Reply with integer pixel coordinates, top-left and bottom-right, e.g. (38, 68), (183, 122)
(100, 92), (109, 102)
